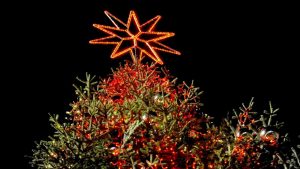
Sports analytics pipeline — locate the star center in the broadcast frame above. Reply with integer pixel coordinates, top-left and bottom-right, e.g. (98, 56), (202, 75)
(127, 32), (141, 47)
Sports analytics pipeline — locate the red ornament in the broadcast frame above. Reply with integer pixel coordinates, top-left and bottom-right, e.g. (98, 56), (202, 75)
(85, 133), (91, 140)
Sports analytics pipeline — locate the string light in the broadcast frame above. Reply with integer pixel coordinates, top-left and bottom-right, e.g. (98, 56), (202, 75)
(89, 10), (181, 65)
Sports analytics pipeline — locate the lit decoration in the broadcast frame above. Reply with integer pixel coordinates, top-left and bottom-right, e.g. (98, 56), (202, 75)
(261, 130), (279, 145)
(89, 10), (181, 65)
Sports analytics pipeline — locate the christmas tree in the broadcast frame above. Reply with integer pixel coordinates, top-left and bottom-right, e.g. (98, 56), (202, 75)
(29, 10), (300, 169)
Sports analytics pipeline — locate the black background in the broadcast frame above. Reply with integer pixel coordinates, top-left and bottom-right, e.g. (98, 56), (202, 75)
(5, 0), (299, 168)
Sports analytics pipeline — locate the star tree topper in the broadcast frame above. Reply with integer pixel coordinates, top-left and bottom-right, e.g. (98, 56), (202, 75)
(89, 10), (181, 65)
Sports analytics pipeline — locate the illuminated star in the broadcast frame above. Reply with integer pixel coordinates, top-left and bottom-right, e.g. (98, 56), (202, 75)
(89, 10), (181, 65)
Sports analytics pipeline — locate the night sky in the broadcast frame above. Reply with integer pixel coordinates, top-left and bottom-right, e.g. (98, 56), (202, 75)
(7, 1), (299, 168)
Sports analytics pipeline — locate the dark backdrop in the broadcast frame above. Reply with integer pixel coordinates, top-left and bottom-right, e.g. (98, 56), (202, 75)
(6, 1), (299, 168)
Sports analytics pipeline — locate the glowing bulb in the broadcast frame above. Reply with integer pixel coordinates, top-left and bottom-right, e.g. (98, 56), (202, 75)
(142, 114), (147, 120)
(259, 128), (266, 137)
